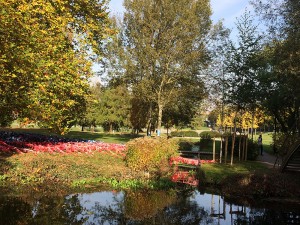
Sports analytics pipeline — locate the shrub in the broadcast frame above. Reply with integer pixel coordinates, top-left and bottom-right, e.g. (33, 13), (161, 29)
(125, 137), (179, 178)
(178, 141), (194, 151)
(170, 131), (199, 137)
(199, 131), (221, 140)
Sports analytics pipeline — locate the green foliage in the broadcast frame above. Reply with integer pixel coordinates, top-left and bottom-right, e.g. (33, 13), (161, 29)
(225, 11), (263, 108)
(0, 0), (113, 133)
(252, 0), (300, 133)
(97, 85), (131, 132)
(199, 131), (221, 140)
(125, 137), (179, 177)
(108, 0), (212, 132)
(170, 130), (199, 137)
(178, 141), (194, 151)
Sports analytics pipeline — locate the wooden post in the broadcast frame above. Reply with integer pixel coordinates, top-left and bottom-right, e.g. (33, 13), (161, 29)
(238, 135), (242, 161)
(230, 133), (236, 165)
(219, 136), (223, 163)
(213, 137), (216, 161)
(245, 135), (248, 161)
(225, 136), (228, 164)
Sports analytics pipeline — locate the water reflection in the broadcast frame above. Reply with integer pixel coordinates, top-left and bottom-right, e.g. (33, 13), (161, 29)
(0, 189), (299, 225)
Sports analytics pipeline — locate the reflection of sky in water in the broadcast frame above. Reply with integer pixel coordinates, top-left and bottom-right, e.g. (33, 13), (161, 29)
(74, 191), (123, 209)
(67, 191), (124, 225)
(191, 192), (252, 225)
(68, 191), (238, 224)
(63, 190), (298, 225)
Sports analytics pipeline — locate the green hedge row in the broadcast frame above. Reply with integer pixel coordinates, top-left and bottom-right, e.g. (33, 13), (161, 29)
(199, 131), (221, 139)
(170, 131), (199, 137)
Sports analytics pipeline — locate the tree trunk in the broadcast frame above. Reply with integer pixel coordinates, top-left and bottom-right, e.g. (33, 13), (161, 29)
(109, 123), (113, 133)
(251, 109), (254, 140)
(146, 103), (153, 136)
(219, 136), (223, 163)
(157, 102), (163, 136)
(230, 112), (238, 165)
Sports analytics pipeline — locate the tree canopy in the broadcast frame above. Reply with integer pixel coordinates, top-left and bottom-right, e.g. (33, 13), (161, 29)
(0, 0), (113, 133)
(105, 0), (212, 134)
(252, 0), (300, 133)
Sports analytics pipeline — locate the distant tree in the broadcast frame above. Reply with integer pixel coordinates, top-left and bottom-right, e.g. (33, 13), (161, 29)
(78, 83), (103, 131)
(97, 85), (131, 132)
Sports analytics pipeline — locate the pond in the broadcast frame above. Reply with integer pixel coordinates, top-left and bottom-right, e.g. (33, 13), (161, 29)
(0, 188), (299, 225)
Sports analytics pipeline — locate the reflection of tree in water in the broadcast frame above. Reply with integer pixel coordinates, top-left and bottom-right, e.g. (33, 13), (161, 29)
(0, 196), (32, 225)
(0, 191), (300, 224)
(89, 190), (212, 225)
(24, 194), (86, 225)
(248, 209), (300, 225)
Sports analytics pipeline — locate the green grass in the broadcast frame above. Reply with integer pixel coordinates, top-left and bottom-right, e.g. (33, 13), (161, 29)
(253, 132), (274, 154)
(201, 161), (268, 184)
(65, 131), (137, 143)
(0, 128), (138, 144)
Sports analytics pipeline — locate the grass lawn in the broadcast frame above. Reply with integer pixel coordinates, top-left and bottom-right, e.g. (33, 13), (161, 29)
(0, 128), (138, 144)
(201, 161), (269, 184)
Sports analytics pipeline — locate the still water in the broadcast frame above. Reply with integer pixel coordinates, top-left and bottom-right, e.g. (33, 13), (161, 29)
(0, 189), (299, 225)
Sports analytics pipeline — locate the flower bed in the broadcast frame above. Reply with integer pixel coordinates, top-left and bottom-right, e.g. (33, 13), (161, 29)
(170, 156), (215, 166)
(0, 131), (126, 157)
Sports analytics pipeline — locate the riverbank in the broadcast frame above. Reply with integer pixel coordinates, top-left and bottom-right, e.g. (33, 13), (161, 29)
(1, 150), (299, 203)
(0, 129), (299, 202)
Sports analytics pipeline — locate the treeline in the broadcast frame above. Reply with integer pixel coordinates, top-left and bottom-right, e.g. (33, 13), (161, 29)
(1, 0), (299, 137)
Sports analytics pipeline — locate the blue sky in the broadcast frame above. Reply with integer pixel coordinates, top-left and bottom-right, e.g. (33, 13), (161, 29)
(108, 0), (254, 32)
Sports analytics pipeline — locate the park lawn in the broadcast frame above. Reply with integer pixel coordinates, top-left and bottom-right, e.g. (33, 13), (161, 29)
(201, 161), (269, 185)
(0, 127), (138, 144)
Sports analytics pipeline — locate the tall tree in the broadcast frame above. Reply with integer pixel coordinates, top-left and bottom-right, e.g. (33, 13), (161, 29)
(0, 0), (113, 133)
(120, 0), (212, 134)
(225, 11), (263, 110)
(223, 11), (263, 162)
(252, 0), (300, 133)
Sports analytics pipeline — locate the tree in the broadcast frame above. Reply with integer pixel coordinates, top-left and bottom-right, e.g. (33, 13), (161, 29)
(252, 0), (300, 133)
(97, 85), (131, 132)
(225, 11), (263, 110)
(78, 83), (103, 131)
(222, 11), (263, 163)
(0, 0), (113, 133)
(119, 0), (212, 134)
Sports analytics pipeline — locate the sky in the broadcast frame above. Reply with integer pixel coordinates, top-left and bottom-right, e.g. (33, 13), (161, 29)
(108, 0), (255, 34)
(91, 0), (256, 82)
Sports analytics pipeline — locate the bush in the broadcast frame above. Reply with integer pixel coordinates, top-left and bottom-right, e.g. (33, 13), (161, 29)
(125, 137), (179, 178)
(178, 141), (194, 151)
(170, 131), (199, 137)
(199, 131), (221, 140)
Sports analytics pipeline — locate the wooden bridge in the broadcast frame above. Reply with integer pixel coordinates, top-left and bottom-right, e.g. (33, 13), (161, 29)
(281, 141), (300, 172)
